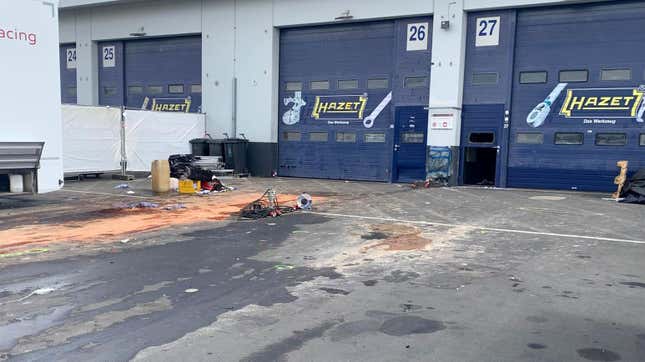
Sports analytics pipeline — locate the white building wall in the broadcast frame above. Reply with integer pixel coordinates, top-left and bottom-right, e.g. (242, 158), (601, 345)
(58, 0), (606, 146)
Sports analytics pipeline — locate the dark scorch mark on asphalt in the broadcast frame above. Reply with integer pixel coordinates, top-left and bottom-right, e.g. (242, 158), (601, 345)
(400, 303), (422, 312)
(240, 321), (338, 362)
(379, 316), (446, 336)
(361, 232), (388, 240)
(526, 316), (548, 323)
(319, 287), (350, 295)
(620, 282), (645, 288)
(527, 343), (547, 350)
(383, 270), (420, 283)
(576, 348), (621, 361)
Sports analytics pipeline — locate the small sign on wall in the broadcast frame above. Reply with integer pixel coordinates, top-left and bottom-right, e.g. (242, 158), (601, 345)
(431, 113), (455, 130)
(102, 45), (116, 68)
(66, 48), (76, 69)
(407, 22), (429, 51)
(475, 16), (500, 47)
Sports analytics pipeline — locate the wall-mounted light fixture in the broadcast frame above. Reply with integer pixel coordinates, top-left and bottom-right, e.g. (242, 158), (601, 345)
(440, 20), (450, 30)
(335, 10), (353, 21)
(129, 27), (146, 37)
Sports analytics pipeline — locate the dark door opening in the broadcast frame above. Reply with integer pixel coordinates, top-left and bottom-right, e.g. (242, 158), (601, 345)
(0, 175), (9, 193)
(463, 147), (497, 186)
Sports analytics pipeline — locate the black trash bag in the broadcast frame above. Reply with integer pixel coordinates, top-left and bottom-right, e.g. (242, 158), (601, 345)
(620, 168), (645, 204)
(168, 154), (215, 182)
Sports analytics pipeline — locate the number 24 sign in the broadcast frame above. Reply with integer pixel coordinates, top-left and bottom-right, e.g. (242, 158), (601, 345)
(476, 17), (500, 47)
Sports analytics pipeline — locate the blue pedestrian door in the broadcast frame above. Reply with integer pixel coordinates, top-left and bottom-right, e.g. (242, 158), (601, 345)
(393, 106), (428, 182)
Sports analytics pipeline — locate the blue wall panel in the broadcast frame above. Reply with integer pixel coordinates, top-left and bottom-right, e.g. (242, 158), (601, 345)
(278, 18), (432, 182)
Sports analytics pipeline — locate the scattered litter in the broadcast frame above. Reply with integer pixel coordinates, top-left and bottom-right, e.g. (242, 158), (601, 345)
(162, 203), (186, 211)
(296, 193), (313, 210)
(184, 288), (199, 293)
(132, 202), (158, 209)
(267, 223), (276, 226)
(0, 248), (49, 259)
(114, 184), (130, 189)
(126, 191), (136, 195)
(509, 276), (522, 282)
(274, 264), (295, 271)
(1, 287), (58, 305)
(120, 238), (130, 244)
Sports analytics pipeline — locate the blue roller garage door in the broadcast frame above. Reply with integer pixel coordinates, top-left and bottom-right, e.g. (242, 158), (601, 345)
(59, 44), (77, 104)
(509, 1), (645, 191)
(98, 36), (202, 112)
(463, 2), (645, 192)
(278, 18), (432, 182)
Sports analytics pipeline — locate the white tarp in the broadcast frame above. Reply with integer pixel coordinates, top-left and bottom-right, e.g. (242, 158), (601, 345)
(124, 110), (205, 172)
(62, 105), (122, 173)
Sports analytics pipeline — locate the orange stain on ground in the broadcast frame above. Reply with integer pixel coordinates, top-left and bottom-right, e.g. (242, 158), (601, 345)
(1, 192), (302, 254)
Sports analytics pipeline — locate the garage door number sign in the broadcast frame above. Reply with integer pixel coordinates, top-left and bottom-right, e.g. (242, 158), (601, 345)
(476, 17), (500, 47)
(102, 45), (116, 68)
(66, 48), (76, 69)
(407, 22), (428, 51)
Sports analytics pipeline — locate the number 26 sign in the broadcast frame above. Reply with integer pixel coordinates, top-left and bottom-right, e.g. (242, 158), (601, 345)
(476, 17), (500, 47)
(407, 22), (429, 51)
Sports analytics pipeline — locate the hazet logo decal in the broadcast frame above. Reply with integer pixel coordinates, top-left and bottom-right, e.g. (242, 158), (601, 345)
(559, 87), (644, 118)
(142, 97), (192, 113)
(311, 95), (368, 120)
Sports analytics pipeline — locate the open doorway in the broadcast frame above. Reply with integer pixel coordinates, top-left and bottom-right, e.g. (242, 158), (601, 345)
(463, 147), (497, 186)
(0, 175), (9, 193)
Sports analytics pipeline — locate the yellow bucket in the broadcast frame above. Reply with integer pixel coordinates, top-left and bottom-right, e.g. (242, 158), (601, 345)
(178, 179), (200, 194)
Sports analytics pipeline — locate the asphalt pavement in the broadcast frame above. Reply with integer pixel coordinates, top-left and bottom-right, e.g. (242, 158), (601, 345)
(1, 178), (644, 361)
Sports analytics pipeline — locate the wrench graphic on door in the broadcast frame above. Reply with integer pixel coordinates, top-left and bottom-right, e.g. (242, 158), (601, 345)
(363, 91), (393, 128)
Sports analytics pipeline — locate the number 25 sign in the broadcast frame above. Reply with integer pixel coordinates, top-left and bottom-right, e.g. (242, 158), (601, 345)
(476, 17), (500, 47)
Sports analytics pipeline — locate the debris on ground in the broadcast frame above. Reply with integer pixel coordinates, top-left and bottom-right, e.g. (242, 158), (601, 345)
(168, 154), (235, 195)
(120, 239), (130, 244)
(1, 287), (58, 306)
(274, 264), (295, 271)
(161, 203), (186, 211)
(240, 188), (297, 219)
(620, 168), (645, 204)
(296, 193), (313, 210)
(128, 202), (159, 209)
(114, 184), (130, 189)
(184, 288), (199, 293)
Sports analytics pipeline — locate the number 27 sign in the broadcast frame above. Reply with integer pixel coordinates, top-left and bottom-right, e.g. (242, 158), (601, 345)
(476, 16), (500, 47)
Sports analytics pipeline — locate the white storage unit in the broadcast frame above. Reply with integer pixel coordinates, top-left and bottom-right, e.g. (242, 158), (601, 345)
(1, 0), (63, 193)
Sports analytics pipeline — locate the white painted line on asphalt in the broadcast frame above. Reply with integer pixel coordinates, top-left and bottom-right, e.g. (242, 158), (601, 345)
(60, 189), (156, 200)
(307, 211), (645, 245)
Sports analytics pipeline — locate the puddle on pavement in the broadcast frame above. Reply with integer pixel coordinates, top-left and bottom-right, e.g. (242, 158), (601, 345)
(361, 224), (431, 252)
(379, 316), (446, 336)
(0, 305), (73, 351)
(577, 347), (621, 361)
